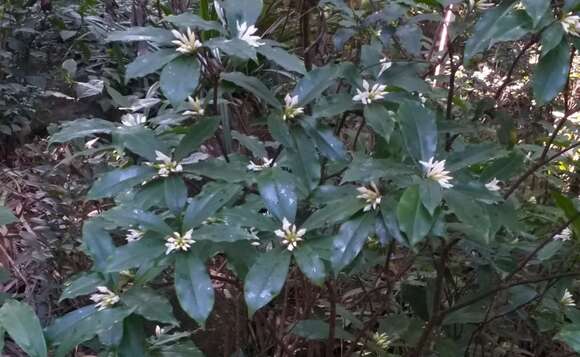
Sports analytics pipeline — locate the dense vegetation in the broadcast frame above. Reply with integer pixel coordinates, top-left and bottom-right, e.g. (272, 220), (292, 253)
(0, 0), (580, 356)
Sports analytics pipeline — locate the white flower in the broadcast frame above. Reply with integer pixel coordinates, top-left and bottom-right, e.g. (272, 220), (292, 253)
(147, 151), (183, 177)
(274, 217), (306, 251)
(485, 178), (501, 192)
(165, 229), (195, 254)
(352, 80), (388, 105)
(85, 137), (100, 149)
(155, 325), (165, 337)
(475, 0), (495, 10)
(419, 157), (454, 189)
(561, 289), (576, 306)
(247, 157), (276, 171)
(171, 27), (202, 54)
(357, 182), (382, 212)
(237, 21), (264, 47)
(282, 94), (304, 121)
(183, 96), (205, 117)
(121, 113), (147, 127)
(554, 227), (572, 241)
(90, 286), (120, 311)
(378, 57), (392, 77)
(561, 14), (580, 37)
(125, 229), (144, 243)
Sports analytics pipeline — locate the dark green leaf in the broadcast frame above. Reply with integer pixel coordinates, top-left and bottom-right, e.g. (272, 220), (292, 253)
(540, 22), (565, 56)
(244, 249), (291, 316)
(257, 170), (298, 222)
(205, 38), (257, 60)
(0, 300), (47, 357)
(396, 24), (423, 56)
(300, 118), (347, 161)
(115, 126), (168, 161)
(174, 254), (214, 326)
(399, 101), (437, 162)
(175, 117), (221, 160)
(106, 27), (174, 43)
(445, 189), (492, 243)
(257, 45), (306, 74)
(126, 49), (180, 80)
(396, 185), (434, 246)
(342, 155), (413, 183)
(164, 13), (225, 32)
(533, 39), (570, 105)
(419, 179), (442, 215)
(194, 224), (254, 242)
(364, 103), (396, 142)
(164, 176), (188, 214)
(287, 126), (320, 192)
(222, 72), (281, 109)
(88, 166), (156, 199)
(294, 243), (326, 286)
(82, 219), (115, 271)
(118, 316), (147, 357)
(161, 57), (201, 105)
(0, 206), (16, 226)
(187, 158), (249, 182)
(303, 196), (366, 230)
(292, 65), (340, 106)
(105, 238), (165, 272)
(122, 287), (178, 325)
(232, 130), (267, 158)
(330, 215), (375, 273)
(60, 273), (104, 302)
(555, 323), (580, 352)
(217, 0), (263, 32)
(50, 118), (116, 144)
(552, 192), (580, 238)
(157, 341), (205, 356)
(522, 0), (551, 27)
(102, 207), (174, 235)
(183, 182), (241, 230)
(290, 319), (354, 340)
(267, 114), (293, 148)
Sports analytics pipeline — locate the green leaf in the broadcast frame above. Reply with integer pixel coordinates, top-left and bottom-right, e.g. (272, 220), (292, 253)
(290, 319), (354, 340)
(194, 224), (255, 242)
(59, 273), (104, 302)
(257, 45), (306, 74)
(419, 179), (442, 215)
(522, 0), (550, 27)
(552, 192), (580, 238)
(0, 300), (47, 357)
(396, 24), (423, 56)
(364, 103), (395, 142)
(217, 0), (263, 32)
(232, 131), (267, 158)
(399, 101), (437, 162)
(294, 243), (326, 286)
(540, 22), (565, 56)
(82, 219), (115, 271)
(122, 287), (178, 325)
(533, 39), (570, 105)
(187, 158), (249, 182)
(303, 196), (366, 230)
(164, 176), (187, 214)
(88, 166), (156, 199)
(157, 341), (205, 356)
(330, 215), (375, 273)
(464, 1), (531, 62)
(118, 316), (147, 357)
(396, 185), (433, 246)
(50, 118), (116, 144)
(0, 206), (16, 226)
(103, 207), (174, 235)
(45, 306), (96, 342)
(164, 13), (225, 32)
(445, 143), (505, 171)
(221, 72), (281, 109)
(115, 126), (168, 161)
(555, 323), (580, 352)
(244, 249), (291, 316)
(161, 57), (201, 105)
(287, 126), (320, 192)
(300, 118), (348, 161)
(106, 27), (174, 43)
(220, 204), (279, 231)
(175, 117), (221, 160)
(174, 254), (214, 326)
(105, 238), (165, 272)
(183, 182), (241, 230)
(205, 38), (258, 61)
(267, 113), (293, 148)
(445, 189), (492, 243)
(292, 65), (340, 106)
(0, 325), (4, 354)
(342, 155), (413, 183)
(480, 151), (525, 181)
(126, 49), (180, 80)
(257, 170), (298, 222)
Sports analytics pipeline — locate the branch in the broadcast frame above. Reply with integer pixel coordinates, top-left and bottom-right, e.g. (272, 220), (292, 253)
(494, 38), (537, 101)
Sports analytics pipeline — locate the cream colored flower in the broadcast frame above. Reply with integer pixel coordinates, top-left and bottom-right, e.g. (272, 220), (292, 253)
(90, 286), (120, 311)
(419, 157), (453, 189)
(274, 218), (306, 251)
(485, 178), (501, 192)
(147, 151), (183, 177)
(352, 80), (387, 105)
(554, 227), (572, 241)
(357, 182), (382, 212)
(247, 157), (276, 171)
(121, 113), (147, 127)
(561, 14), (580, 37)
(183, 96), (205, 117)
(85, 137), (100, 149)
(125, 229), (144, 243)
(282, 94), (304, 121)
(237, 21), (264, 47)
(171, 27), (202, 54)
(165, 229), (195, 254)
(561, 289), (576, 306)
(378, 57), (392, 77)
(475, 0), (495, 10)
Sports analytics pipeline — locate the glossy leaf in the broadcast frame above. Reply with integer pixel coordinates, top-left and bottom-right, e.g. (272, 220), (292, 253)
(82, 219), (115, 271)
(164, 175), (188, 214)
(396, 185), (433, 246)
(292, 65), (341, 106)
(445, 189), (492, 243)
(398, 101), (437, 162)
(303, 196), (366, 230)
(116, 126), (168, 161)
(174, 254), (214, 326)
(287, 126), (321, 192)
(50, 118), (116, 144)
(59, 273), (104, 302)
(294, 243), (326, 286)
(555, 323), (580, 352)
(257, 45), (306, 74)
(257, 170), (298, 222)
(175, 117), (221, 160)
(330, 215), (375, 273)
(222, 72), (281, 109)
(364, 103), (395, 142)
(300, 118), (347, 161)
(126, 49), (180, 80)
(161, 57), (201, 105)
(0, 206), (16, 226)
(205, 38), (257, 61)
(122, 287), (178, 325)
(0, 300), (47, 357)
(105, 238), (166, 272)
(533, 39), (570, 105)
(183, 182), (241, 230)
(164, 13), (224, 32)
(244, 249), (291, 316)
(88, 166), (156, 199)
(522, 0), (550, 27)
(106, 27), (174, 43)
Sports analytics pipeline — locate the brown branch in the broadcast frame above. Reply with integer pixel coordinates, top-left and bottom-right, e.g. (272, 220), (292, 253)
(494, 38), (537, 101)
(326, 280), (337, 357)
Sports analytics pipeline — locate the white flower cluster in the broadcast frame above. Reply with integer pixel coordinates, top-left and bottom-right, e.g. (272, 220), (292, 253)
(165, 229), (195, 255)
(357, 182), (382, 212)
(282, 94), (304, 121)
(172, 27), (202, 54)
(419, 157), (453, 189)
(90, 286), (120, 311)
(183, 96), (205, 117)
(275, 218), (306, 251)
(353, 80), (388, 105)
(237, 21), (264, 47)
(247, 157), (276, 171)
(147, 151), (184, 177)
